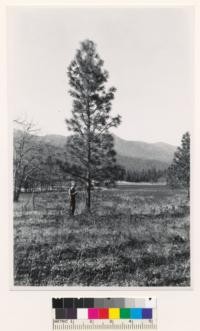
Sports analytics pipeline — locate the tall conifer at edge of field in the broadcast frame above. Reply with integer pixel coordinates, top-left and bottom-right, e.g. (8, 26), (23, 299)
(65, 40), (121, 210)
(167, 132), (190, 197)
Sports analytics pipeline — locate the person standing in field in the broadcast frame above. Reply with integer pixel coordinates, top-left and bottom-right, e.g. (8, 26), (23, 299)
(68, 182), (77, 216)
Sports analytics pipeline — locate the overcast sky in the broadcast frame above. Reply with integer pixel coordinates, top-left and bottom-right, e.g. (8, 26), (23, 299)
(7, 6), (194, 145)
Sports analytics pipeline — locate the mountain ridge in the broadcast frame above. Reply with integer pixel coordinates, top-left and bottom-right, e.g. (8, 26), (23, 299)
(112, 134), (176, 163)
(14, 130), (176, 171)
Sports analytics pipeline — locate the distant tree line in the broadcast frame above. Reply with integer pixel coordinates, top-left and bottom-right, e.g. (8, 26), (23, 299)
(116, 167), (166, 183)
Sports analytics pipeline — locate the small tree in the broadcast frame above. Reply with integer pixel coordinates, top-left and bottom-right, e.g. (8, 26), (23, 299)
(65, 40), (121, 210)
(167, 132), (190, 196)
(13, 119), (42, 201)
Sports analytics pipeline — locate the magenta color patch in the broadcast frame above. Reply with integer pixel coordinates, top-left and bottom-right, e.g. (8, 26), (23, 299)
(88, 308), (99, 319)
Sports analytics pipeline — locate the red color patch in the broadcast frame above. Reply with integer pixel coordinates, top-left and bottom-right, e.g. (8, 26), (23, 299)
(99, 308), (109, 319)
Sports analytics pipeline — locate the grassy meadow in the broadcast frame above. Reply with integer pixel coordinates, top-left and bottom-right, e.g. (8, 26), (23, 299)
(14, 184), (190, 286)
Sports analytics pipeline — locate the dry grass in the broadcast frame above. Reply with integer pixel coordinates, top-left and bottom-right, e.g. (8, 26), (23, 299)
(14, 185), (190, 286)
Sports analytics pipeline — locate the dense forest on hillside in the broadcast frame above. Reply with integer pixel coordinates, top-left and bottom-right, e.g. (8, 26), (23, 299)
(14, 129), (169, 195)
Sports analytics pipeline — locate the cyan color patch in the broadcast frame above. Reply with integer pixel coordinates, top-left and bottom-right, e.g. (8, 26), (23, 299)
(130, 308), (142, 319)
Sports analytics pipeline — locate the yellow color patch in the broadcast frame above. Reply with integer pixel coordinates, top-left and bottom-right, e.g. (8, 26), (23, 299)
(109, 308), (120, 319)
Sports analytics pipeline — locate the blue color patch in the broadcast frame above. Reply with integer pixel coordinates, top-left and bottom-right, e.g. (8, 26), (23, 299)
(130, 308), (142, 319)
(142, 308), (152, 319)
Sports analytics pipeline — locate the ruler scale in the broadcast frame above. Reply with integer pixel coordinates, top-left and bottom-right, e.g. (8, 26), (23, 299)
(52, 298), (157, 330)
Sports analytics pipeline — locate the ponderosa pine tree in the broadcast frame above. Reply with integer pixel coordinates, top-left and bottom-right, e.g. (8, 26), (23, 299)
(167, 132), (190, 196)
(65, 40), (121, 210)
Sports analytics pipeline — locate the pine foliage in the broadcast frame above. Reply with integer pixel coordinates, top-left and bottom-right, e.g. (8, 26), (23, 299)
(167, 132), (190, 195)
(65, 40), (121, 208)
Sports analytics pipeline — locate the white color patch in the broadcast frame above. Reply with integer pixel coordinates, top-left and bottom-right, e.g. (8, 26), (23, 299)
(77, 309), (88, 320)
(145, 298), (157, 308)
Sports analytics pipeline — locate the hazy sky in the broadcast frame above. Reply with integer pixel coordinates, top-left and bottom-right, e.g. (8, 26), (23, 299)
(7, 6), (194, 145)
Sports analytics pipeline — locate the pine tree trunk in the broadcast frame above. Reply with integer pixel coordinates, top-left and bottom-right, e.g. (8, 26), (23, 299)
(86, 179), (91, 210)
(14, 188), (20, 202)
(86, 98), (91, 211)
(86, 148), (91, 210)
(187, 186), (190, 199)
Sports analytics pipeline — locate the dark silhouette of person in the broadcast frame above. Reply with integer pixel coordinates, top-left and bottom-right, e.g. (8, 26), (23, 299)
(69, 182), (77, 215)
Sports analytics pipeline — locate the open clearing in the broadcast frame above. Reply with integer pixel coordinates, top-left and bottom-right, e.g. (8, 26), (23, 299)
(14, 185), (190, 286)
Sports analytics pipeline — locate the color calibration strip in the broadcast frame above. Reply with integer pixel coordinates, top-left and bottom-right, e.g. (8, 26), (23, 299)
(52, 298), (157, 330)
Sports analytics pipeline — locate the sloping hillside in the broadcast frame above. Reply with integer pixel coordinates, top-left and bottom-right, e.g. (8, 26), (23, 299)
(113, 134), (176, 163)
(14, 130), (176, 171)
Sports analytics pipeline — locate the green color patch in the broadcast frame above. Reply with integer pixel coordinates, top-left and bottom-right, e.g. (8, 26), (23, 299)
(120, 308), (131, 319)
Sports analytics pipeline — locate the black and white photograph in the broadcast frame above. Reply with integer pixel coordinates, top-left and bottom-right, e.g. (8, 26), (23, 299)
(9, 6), (193, 287)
